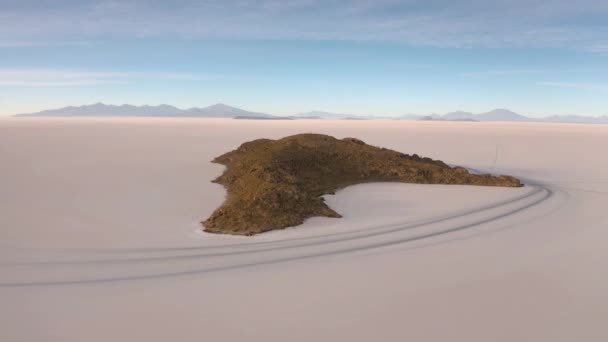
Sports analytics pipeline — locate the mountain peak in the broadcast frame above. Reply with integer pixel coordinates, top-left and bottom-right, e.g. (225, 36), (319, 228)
(487, 108), (516, 114)
(477, 108), (527, 121)
(208, 103), (231, 108)
(296, 110), (361, 119)
(443, 110), (475, 120)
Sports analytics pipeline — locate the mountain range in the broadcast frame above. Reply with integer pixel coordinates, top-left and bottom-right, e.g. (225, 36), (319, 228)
(416, 109), (528, 122)
(14, 103), (608, 124)
(15, 103), (273, 119)
(294, 111), (363, 119)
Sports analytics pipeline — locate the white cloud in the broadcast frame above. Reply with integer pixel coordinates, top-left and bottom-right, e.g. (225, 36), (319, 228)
(0, 69), (239, 87)
(587, 43), (608, 53)
(537, 82), (608, 92)
(0, 0), (607, 50)
(0, 80), (128, 87)
(0, 41), (95, 48)
(461, 69), (549, 78)
(461, 69), (597, 78)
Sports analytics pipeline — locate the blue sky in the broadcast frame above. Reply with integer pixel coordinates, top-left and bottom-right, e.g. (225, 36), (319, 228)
(1, 0), (607, 117)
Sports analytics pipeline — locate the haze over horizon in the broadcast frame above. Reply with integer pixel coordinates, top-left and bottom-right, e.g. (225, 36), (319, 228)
(1, 0), (607, 117)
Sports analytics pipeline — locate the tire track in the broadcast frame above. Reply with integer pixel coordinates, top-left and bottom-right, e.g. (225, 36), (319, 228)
(2, 185), (544, 266)
(28, 183), (544, 256)
(0, 182), (557, 287)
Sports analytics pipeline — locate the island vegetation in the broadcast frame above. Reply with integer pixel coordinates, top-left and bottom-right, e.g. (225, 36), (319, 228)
(203, 134), (522, 235)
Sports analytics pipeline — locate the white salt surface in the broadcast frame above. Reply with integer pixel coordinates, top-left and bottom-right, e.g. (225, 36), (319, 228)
(0, 118), (606, 341)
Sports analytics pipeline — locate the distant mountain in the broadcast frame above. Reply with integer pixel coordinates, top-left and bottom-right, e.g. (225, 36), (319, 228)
(15, 103), (274, 118)
(401, 109), (523, 122)
(343, 117), (370, 120)
(420, 117), (479, 122)
(476, 109), (528, 121)
(442, 111), (476, 120)
(183, 103), (274, 118)
(542, 115), (608, 124)
(419, 115), (440, 121)
(234, 116), (293, 120)
(291, 115), (324, 119)
(418, 114), (443, 121)
(15, 104), (608, 124)
(437, 109), (606, 124)
(295, 111), (356, 119)
(15, 103), (176, 117)
(398, 113), (423, 120)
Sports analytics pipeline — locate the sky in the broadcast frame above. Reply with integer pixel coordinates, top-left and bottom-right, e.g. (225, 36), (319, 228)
(1, 0), (607, 117)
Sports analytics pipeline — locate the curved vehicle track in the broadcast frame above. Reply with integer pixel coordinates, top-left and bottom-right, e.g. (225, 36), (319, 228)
(0, 179), (563, 287)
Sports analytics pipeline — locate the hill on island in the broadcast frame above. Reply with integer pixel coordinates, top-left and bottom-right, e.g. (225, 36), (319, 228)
(203, 134), (522, 235)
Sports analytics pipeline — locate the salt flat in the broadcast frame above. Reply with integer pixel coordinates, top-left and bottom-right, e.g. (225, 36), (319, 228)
(0, 118), (606, 341)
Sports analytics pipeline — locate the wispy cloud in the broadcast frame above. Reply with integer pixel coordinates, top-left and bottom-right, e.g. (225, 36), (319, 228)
(461, 69), (550, 78)
(1, 1), (607, 50)
(0, 41), (96, 48)
(587, 43), (608, 53)
(0, 69), (246, 87)
(461, 68), (597, 78)
(0, 80), (128, 87)
(537, 82), (608, 92)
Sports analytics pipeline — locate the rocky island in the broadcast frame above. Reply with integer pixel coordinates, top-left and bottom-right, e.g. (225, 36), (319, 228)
(203, 134), (522, 235)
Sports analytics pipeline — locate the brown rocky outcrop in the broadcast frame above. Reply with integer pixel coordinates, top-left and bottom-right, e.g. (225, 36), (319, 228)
(203, 134), (522, 235)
